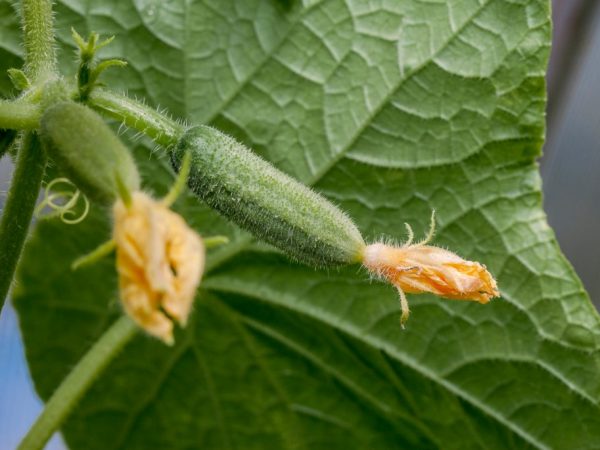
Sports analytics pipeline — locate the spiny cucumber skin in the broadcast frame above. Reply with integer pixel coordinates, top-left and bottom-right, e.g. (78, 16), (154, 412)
(174, 126), (366, 267)
(40, 102), (140, 204)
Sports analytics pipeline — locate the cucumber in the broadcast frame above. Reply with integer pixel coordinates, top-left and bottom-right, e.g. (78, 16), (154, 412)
(40, 101), (140, 204)
(173, 125), (366, 267)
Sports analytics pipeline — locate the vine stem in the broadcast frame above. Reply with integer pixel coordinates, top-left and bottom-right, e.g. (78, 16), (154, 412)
(0, 100), (41, 130)
(0, 133), (47, 311)
(0, 0), (57, 310)
(18, 316), (138, 450)
(21, 0), (57, 82)
(88, 89), (185, 148)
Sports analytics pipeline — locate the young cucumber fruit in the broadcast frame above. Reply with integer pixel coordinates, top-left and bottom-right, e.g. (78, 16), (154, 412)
(173, 125), (366, 267)
(40, 101), (140, 204)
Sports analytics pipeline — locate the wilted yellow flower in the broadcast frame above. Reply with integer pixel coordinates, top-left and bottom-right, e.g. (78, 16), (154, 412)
(113, 192), (204, 344)
(362, 216), (498, 326)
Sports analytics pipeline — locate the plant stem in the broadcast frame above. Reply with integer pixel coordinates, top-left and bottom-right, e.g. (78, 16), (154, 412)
(0, 100), (41, 130)
(71, 239), (116, 271)
(17, 316), (138, 450)
(88, 89), (185, 148)
(0, 132), (46, 311)
(21, 0), (57, 82)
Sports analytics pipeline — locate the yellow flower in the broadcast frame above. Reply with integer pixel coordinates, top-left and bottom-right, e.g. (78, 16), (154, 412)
(113, 192), (204, 344)
(362, 215), (498, 326)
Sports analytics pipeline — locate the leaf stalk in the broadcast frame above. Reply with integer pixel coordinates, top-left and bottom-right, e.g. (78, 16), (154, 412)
(17, 316), (137, 450)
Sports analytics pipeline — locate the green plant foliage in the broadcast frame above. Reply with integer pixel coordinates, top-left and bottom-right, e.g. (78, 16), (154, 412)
(4, 0), (600, 448)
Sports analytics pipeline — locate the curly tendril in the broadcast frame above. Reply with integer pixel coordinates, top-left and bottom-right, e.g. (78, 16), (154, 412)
(34, 177), (90, 224)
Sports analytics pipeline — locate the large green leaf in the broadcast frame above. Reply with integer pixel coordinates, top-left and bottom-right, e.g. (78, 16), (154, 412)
(4, 0), (600, 448)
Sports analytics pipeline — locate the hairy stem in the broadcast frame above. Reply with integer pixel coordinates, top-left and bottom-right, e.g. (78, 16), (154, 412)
(21, 0), (57, 81)
(0, 100), (41, 130)
(17, 316), (138, 450)
(0, 132), (46, 311)
(88, 89), (185, 148)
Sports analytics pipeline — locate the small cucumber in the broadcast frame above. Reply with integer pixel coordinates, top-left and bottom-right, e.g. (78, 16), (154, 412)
(173, 125), (365, 267)
(40, 101), (140, 204)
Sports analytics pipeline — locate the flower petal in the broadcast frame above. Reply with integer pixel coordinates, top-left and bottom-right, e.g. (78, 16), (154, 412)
(113, 192), (204, 344)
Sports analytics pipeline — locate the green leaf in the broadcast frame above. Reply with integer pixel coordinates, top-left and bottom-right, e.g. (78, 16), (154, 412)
(6, 0), (600, 448)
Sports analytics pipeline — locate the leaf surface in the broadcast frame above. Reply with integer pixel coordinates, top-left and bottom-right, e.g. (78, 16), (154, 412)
(4, 0), (600, 448)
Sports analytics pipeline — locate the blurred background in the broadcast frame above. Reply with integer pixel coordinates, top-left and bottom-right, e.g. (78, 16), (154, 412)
(1, 1), (600, 448)
(542, 0), (600, 306)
